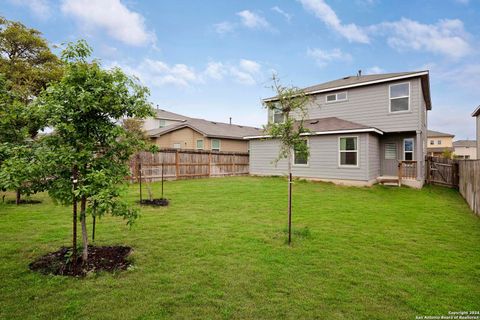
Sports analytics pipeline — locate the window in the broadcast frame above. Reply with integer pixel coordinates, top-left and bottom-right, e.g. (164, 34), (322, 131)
(430, 140), (434, 145)
(385, 143), (397, 160)
(272, 108), (284, 124)
(159, 119), (166, 128)
(339, 137), (358, 166)
(196, 139), (204, 150)
(293, 139), (308, 166)
(211, 139), (220, 151)
(173, 143), (181, 149)
(326, 91), (347, 103)
(404, 138), (414, 161)
(437, 140), (441, 145)
(389, 83), (410, 112)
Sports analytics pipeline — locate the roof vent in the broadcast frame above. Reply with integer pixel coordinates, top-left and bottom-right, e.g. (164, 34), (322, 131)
(357, 70), (362, 77)
(343, 76), (351, 80)
(211, 121), (217, 124)
(310, 120), (319, 124)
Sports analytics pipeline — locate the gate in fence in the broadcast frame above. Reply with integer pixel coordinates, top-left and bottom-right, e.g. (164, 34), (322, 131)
(425, 156), (459, 188)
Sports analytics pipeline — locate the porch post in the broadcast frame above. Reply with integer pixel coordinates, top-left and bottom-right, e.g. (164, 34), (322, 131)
(416, 130), (422, 181)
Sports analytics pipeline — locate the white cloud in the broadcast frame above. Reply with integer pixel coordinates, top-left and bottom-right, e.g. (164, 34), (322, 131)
(374, 18), (471, 59)
(9, 0), (51, 19)
(213, 21), (235, 35)
(272, 6), (292, 22)
(236, 10), (270, 30)
(203, 59), (262, 85)
(366, 66), (386, 74)
(61, 0), (155, 46)
(239, 59), (261, 74)
(204, 62), (227, 80)
(298, 0), (370, 43)
(307, 48), (352, 67)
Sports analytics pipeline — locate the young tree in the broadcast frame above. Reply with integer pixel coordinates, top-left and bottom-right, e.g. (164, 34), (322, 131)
(263, 75), (311, 245)
(0, 17), (62, 203)
(37, 40), (153, 264)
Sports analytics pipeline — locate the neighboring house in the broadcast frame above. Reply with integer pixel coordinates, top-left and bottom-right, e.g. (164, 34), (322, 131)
(473, 105), (480, 159)
(453, 140), (477, 160)
(427, 130), (454, 157)
(245, 71), (432, 188)
(144, 109), (261, 152)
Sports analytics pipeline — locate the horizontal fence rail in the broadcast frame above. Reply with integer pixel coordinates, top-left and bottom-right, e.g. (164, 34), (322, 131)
(129, 149), (249, 182)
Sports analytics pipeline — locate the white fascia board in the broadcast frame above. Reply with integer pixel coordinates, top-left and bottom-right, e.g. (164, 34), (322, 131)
(244, 128), (383, 139)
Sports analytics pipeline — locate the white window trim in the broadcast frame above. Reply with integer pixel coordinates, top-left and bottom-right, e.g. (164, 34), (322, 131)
(292, 138), (309, 167)
(325, 91), (348, 104)
(158, 119), (166, 128)
(437, 140), (441, 145)
(196, 139), (204, 150)
(389, 82), (410, 113)
(338, 136), (359, 168)
(271, 108), (284, 124)
(403, 138), (415, 161)
(211, 139), (221, 151)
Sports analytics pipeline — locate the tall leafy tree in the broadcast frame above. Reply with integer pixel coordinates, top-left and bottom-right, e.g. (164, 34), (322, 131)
(37, 40), (153, 264)
(263, 75), (311, 245)
(0, 17), (62, 203)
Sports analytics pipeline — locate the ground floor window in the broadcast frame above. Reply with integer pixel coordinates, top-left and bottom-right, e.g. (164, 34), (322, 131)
(293, 139), (308, 166)
(404, 138), (414, 160)
(173, 143), (181, 149)
(211, 139), (220, 151)
(339, 136), (358, 166)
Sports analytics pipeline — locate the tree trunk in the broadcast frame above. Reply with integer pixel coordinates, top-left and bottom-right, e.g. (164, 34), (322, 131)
(287, 151), (292, 245)
(72, 166), (78, 270)
(80, 195), (88, 263)
(15, 189), (21, 205)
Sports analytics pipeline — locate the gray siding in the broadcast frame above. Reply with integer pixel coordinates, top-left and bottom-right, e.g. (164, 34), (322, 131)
(477, 116), (480, 159)
(249, 133), (373, 181)
(269, 78), (423, 133)
(368, 134), (381, 180)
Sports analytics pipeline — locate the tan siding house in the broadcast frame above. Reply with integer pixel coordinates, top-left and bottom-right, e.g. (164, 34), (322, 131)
(453, 140), (477, 160)
(427, 130), (454, 157)
(143, 109), (260, 153)
(473, 106), (480, 159)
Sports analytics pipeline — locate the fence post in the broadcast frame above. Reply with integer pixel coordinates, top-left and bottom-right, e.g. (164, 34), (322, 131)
(232, 154), (236, 176)
(397, 162), (402, 187)
(175, 150), (179, 179)
(207, 151), (211, 177)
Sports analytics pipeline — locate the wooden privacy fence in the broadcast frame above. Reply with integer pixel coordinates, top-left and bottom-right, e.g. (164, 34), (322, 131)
(426, 156), (479, 216)
(458, 160), (480, 216)
(129, 149), (249, 182)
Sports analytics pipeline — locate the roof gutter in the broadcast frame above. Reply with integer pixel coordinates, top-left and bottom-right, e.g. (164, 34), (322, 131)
(263, 71), (429, 103)
(244, 128), (384, 140)
(472, 105), (480, 117)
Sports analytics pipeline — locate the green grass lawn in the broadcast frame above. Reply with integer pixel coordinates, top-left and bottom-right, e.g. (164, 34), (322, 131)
(1, 177), (479, 319)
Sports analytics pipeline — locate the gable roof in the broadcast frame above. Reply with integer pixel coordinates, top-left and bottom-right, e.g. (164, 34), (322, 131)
(264, 70), (432, 110)
(146, 118), (262, 140)
(427, 130), (455, 138)
(472, 105), (480, 117)
(154, 108), (190, 121)
(453, 140), (477, 147)
(244, 117), (383, 139)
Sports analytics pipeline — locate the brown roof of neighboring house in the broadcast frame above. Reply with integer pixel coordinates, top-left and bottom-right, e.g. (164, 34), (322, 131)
(427, 147), (454, 153)
(453, 140), (477, 147)
(472, 105), (480, 117)
(146, 118), (262, 140)
(264, 70), (432, 110)
(154, 108), (190, 121)
(427, 130), (455, 138)
(244, 117), (383, 139)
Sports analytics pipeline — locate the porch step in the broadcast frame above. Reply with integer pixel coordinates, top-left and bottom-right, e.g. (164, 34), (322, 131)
(377, 176), (400, 186)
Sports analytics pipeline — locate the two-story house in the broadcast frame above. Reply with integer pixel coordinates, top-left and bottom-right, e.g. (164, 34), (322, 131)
(427, 130), (454, 157)
(245, 71), (431, 188)
(143, 108), (261, 152)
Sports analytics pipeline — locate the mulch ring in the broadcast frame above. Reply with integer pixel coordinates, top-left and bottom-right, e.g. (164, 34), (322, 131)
(139, 198), (169, 207)
(29, 246), (132, 277)
(6, 199), (42, 204)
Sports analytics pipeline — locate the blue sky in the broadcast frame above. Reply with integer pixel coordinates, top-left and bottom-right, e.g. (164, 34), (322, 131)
(2, 0), (480, 139)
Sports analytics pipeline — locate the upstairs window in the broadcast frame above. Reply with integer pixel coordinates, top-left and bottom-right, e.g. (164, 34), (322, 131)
(159, 119), (166, 128)
(272, 108), (284, 124)
(437, 140), (441, 145)
(339, 137), (358, 167)
(293, 139), (309, 166)
(196, 139), (204, 150)
(404, 138), (414, 160)
(389, 83), (410, 112)
(211, 139), (220, 151)
(326, 91), (347, 103)
(430, 140), (434, 145)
